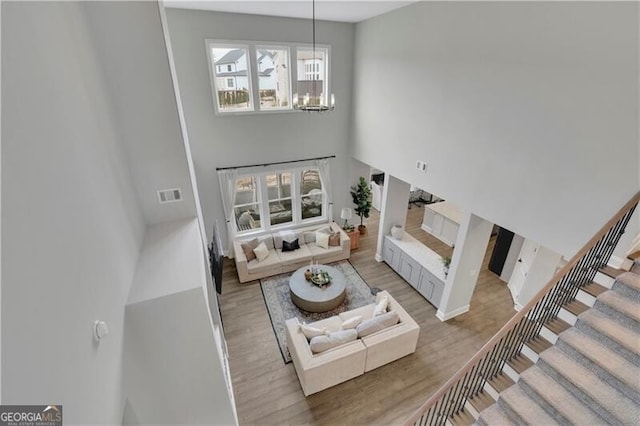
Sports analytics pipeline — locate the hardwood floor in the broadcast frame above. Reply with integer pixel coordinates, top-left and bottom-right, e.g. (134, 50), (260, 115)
(219, 205), (514, 425)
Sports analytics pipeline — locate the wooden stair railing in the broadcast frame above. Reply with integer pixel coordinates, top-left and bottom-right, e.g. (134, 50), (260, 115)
(404, 191), (640, 426)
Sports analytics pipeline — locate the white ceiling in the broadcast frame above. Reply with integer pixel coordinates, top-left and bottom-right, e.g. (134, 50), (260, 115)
(162, 1), (415, 23)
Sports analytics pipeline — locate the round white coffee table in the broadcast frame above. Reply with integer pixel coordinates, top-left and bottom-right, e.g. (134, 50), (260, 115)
(289, 265), (347, 313)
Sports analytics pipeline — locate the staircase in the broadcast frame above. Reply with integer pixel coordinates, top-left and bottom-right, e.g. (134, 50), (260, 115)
(475, 265), (640, 425)
(404, 193), (640, 426)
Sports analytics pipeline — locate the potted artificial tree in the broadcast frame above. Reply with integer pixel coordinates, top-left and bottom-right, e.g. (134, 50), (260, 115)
(350, 176), (372, 235)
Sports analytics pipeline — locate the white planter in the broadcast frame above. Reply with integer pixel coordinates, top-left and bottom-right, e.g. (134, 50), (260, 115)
(391, 225), (404, 240)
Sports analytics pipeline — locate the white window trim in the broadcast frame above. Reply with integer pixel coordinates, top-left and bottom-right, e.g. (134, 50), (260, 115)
(233, 166), (328, 236)
(206, 41), (254, 114)
(205, 39), (331, 116)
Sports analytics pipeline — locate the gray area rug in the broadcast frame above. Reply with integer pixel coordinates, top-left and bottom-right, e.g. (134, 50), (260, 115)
(260, 260), (375, 364)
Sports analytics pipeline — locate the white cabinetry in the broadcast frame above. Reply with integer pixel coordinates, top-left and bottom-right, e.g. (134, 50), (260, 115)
(383, 234), (446, 308)
(421, 201), (463, 247)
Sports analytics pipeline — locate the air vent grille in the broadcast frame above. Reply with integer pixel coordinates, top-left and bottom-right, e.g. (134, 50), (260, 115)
(157, 188), (182, 204)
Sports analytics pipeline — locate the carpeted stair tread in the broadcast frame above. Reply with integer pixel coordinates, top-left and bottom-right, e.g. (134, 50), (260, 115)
(499, 385), (559, 425)
(631, 262), (640, 274)
(578, 309), (640, 357)
(540, 348), (640, 424)
(476, 404), (516, 426)
(597, 290), (640, 323)
(616, 272), (640, 292)
(581, 281), (608, 298)
(519, 366), (604, 424)
(559, 328), (640, 398)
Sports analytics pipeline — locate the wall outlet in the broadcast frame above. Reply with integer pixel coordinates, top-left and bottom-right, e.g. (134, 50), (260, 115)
(416, 161), (428, 172)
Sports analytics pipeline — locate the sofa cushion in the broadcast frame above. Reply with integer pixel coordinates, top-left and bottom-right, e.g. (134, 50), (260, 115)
(356, 311), (400, 338)
(316, 231), (330, 249)
(307, 243), (343, 258)
(340, 316), (363, 330)
(282, 238), (300, 252)
(308, 315), (343, 333)
(240, 238), (259, 261)
(253, 242), (270, 262)
(246, 249), (281, 274)
(300, 322), (329, 340)
(274, 230), (302, 249)
(257, 235), (275, 250)
(309, 329), (358, 354)
(277, 244), (313, 265)
(374, 295), (389, 316)
(339, 304), (376, 322)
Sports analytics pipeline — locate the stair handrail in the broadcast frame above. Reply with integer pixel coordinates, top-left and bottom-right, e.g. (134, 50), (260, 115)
(404, 191), (640, 426)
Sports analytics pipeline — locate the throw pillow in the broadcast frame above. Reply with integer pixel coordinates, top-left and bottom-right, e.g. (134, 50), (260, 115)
(300, 322), (329, 340)
(282, 238), (300, 252)
(253, 242), (270, 262)
(374, 295), (389, 316)
(356, 311), (400, 338)
(328, 232), (340, 247)
(316, 231), (330, 249)
(304, 231), (316, 244)
(309, 329), (358, 354)
(279, 230), (297, 243)
(240, 238), (259, 261)
(340, 316), (363, 330)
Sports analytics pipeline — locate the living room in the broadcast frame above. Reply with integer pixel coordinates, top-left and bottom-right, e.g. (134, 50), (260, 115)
(3, 1), (638, 425)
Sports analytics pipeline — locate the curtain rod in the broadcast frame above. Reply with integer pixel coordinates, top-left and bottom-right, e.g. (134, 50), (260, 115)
(216, 155), (336, 171)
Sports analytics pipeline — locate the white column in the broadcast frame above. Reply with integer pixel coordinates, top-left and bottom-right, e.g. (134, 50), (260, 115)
(437, 212), (493, 321)
(375, 174), (410, 261)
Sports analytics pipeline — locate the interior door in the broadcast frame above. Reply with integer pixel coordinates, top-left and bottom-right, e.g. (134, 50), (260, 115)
(508, 239), (538, 303)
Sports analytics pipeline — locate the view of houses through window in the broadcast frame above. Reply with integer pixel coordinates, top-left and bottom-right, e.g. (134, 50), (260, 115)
(234, 169), (324, 233)
(207, 40), (330, 113)
(296, 47), (328, 106)
(210, 45), (252, 112)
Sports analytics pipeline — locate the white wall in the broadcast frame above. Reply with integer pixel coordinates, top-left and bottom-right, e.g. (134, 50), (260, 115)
(81, 1), (197, 226)
(165, 8), (355, 246)
(352, 1), (639, 258)
(2, 2), (146, 423)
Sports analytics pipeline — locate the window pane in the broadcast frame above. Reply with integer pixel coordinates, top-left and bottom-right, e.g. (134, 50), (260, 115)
(209, 44), (253, 112)
(269, 200), (293, 226)
(296, 47), (328, 106)
(300, 170), (323, 220)
(256, 47), (291, 110)
(234, 177), (261, 231)
(266, 172), (292, 226)
(234, 205), (261, 231)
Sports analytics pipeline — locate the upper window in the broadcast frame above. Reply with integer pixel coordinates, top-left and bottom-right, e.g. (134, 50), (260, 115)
(296, 47), (328, 107)
(256, 47), (291, 110)
(209, 44), (253, 112)
(232, 168), (325, 234)
(206, 40), (330, 115)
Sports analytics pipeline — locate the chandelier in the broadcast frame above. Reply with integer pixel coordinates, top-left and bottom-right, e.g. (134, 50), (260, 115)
(293, 0), (335, 112)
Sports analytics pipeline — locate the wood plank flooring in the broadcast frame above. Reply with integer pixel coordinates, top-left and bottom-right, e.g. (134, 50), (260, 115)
(219, 205), (515, 425)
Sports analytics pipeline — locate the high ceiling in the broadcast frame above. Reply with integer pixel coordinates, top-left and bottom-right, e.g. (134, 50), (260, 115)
(162, 1), (415, 23)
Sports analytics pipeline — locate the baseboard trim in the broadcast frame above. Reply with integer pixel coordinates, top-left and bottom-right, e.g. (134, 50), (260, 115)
(436, 304), (470, 322)
(374, 253), (383, 262)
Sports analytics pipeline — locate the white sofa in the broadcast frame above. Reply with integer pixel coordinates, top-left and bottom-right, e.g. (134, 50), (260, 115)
(233, 222), (351, 283)
(285, 291), (420, 396)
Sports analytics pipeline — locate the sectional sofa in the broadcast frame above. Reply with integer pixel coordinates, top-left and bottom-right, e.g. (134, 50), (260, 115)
(285, 291), (420, 396)
(233, 222), (351, 283)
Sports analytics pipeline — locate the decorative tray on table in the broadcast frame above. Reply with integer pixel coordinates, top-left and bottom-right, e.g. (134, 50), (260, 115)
(310, 271), (332, 286)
